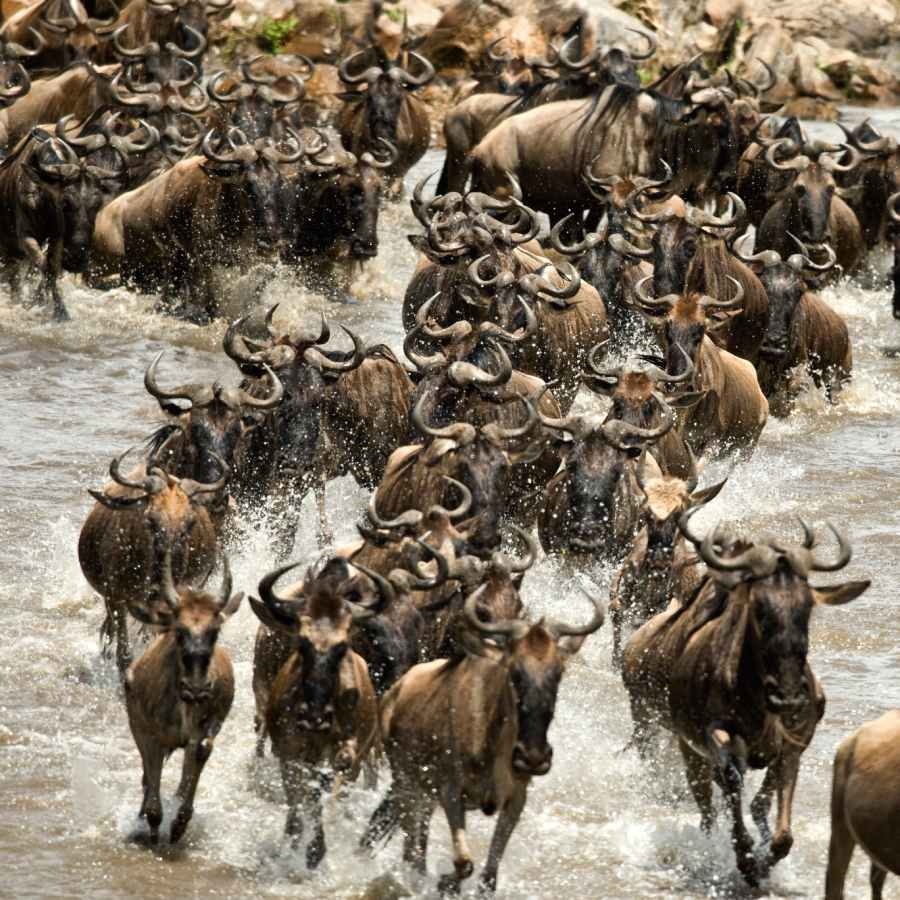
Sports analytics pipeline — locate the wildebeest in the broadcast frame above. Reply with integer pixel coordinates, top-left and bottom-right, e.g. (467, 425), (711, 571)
(756, 138), (865, 278)
(1, 0), (114, 69)
(631, 278), (769, 456)
(623, 172), (769, 364)
(360, 588), (604, 894)
(536, 389), (673, 561)
(436, 30), (656, 194)
(582, 347), (703, 481)
(468, 79), (740, 220)
(622, 515), (869, 885)
(224, 310), (413, 549)
(78, 445), (222, 676)
(825, 709), (900, 899)
(142, 349), (283, 496)
(91, 128), (301, 319)
(609, 472), (725, 665)
(888, 191), (900, 321)
(0, 60), (121, 149)
(335, 42), (433, 192)
(0, 128), (123, 319)
(123, 546), (242, 844)
(0, 28), (43, 109)
(249, 557), (381, 867)
(733, 233), (852, 412)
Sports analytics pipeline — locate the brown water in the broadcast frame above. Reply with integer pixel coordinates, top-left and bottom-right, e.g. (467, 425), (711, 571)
(2, 115), (900, 899)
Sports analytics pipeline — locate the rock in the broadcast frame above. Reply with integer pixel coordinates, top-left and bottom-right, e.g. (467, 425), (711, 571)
(704, 0), (744, 29)
(776, 96), (839, 121)
(792, 40), (844, 100)
(418, 0), (512, 69)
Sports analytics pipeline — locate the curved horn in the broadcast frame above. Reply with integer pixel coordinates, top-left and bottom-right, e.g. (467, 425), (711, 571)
(207, 69), (244, 103)
(166, 23), (207, 59)
(367, 486), (422, 531)
(464, 585), (529, 639)
(484, 392), (539, 442)
(3, 27), (46, 59)
(109, 445), (156, 493)
(144, 351), (195, 406)
(479, 295), (538, 344)
(492, 524), (538, 574)
(304, 325), (366, 373)
(403, 323), (447, 372)
(338, 49), (382, 85)
(608, 232), (653, 259)
(765, 139), (810, 172)
(809, 522), (852, 572)
(238, 365), (284, 409)
(258, 561), (303, 622)
(820, 143), (862, 174)
(394, 50), (434, 88)
(626, 28), (657, 61)
(179, 451), (231, 498)
(410, 392), (477, 445)
(549, 213), (602, 257)
(699, 276), (744, 312)
(546, 588), (605, 638)
(351, 563), (396, 618)
(625, 160), (675, 223)
(405, 539), (450, 591)
(447, 341), (513, 389)
(888, 191), (900, 224)
(633, 275), (679, 314)
(732, 229), (783, 268)
(786, 232), (837, 272)
(201, 129), (237, 165)
(434, 475), (472, 520)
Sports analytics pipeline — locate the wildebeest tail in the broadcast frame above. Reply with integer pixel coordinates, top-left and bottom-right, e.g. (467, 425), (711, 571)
(436, 152), (451, 196)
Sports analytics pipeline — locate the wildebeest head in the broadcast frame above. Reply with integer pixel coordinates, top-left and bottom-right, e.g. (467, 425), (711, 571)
(128, 546), (242, 701)
(764, 138), (861, 247)
(337, 45), (434, 146)
(25, 134), (125, 271)
(537, 393), (674, 551)
(733, 231), (837, 359)
(144, 350), (283, 483)
(555, 27), (656, 90)
(223, 309), (365, 481)
(250, 556), (388, 731)
(0, 28), (43, 109)
(464, 587), (604, 776)
(680, 512), (869, 715)
(632, 277), (745, 378)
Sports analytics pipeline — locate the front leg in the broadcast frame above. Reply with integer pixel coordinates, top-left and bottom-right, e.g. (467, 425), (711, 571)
(280, 757), (306, 850)
(479, 784), (528, 894)
(678, 736), (716, 833)
(170, 721), (219, 845)
(437, 780), (473, 894)
(763, 749), (801, 870)
(135, 737), (165, 845)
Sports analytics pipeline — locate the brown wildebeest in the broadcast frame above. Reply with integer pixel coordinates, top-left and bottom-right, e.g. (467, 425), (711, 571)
(536, 390), (674, 563)
(622, 514), (870, 885)
(582, 344), (704, 482)
(609, 472), (725, 666)
(756, 137), (865, 279)
(124, 548), (242, 845)
(733, 233), (852, 414)
(0, 61), (120, 150)
(631, 277), (768, 456)
(334, 42), (433, 193)
(360, 588), (604, 894)
(78, 445), (223, 676)
(623, 171), (769, 365)
(825, 710), (900, 900)
(248, 557), (380, 868)
(0, 127), (124, 319)
(0, 29), (43, 109)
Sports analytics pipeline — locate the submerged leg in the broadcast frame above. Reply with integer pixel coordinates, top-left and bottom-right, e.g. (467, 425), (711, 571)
(479, 785), (528, 894)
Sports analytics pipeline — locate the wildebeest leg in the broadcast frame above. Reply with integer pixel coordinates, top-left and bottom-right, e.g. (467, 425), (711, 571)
(304, 772), (327, 869)
(479, 784), (528, 894)
(764, 750), (801, 868)
(610, 600), (624, 669)
(869, 862), (888, 899)
(3, 259), (24, 304)
(170, 724), (218, 844)
(360, 783), (400, 852)
(280, 758), (306, 849)
(314, 472), (333, 548)
(253, 714), (267, 758)
(750, 764), (776, 846)
(437, 781), (474, 894)
(112, 599), (131, 679)
(135, 737), (164, 844)
(678, 737), (715, 832)
(401, 793), (431, 875)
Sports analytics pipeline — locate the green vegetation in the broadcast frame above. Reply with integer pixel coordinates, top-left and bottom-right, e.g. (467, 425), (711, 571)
(384, 5), (405, 24)
(259, 16), (298, 54)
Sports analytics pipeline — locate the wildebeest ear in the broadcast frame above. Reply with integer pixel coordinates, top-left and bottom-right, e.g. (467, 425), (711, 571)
(221, 591), (244, 619)
(557, 634), (587, 660)
(814, 580), (871, 606)
(248, 595), (297, 632)
(669, 390), (706, 409)
(126, 600), (173, 627)
(689, 477), (727, 507)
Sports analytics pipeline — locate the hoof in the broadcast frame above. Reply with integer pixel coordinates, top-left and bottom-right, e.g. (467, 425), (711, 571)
(437, 873), (461, 895)
(769, 830), (793, 861)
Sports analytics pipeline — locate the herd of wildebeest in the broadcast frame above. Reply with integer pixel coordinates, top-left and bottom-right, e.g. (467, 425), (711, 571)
(8, 0), (896, 895)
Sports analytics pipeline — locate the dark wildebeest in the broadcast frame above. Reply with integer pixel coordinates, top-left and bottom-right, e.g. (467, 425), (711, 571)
(623, 169), (769, 364)
(631, 278), (768, 456)
(94, 0), (230, 66)
(335, 42), (434, 193)
(825, 710), (900, 900)
(123, 547), (242, 845)
(468, 79), (741, 220)
(622, 514), (869, 885)
(836, 118), (900, 249)
(360, 588), (604, 894)
(248, 557), (381, 868)
(142, 349), (284, 503)
(224, 310), (413, 550)
(536, 388), (674, 562)
(888, 192), (900, 321)
(91, 128), (301, 320)
(756, 138), (865, 279)
(733, 233), (852, 413)
(0, 128), (123, 319)
(78, 446), (222, 676)
(609, 472), (725, 666)
(436, 30), (657, 194)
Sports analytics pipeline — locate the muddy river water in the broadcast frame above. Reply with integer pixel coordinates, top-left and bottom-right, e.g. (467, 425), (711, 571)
(2, 109), (900, 899)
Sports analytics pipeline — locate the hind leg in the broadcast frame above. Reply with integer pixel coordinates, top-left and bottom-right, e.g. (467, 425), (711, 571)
(679, 737), (716, 833)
